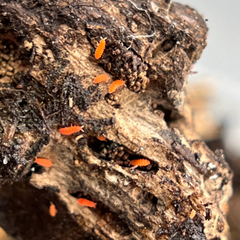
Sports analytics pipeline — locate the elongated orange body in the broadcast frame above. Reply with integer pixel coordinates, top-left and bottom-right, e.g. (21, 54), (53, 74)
(94, 74), (109, 84)
(59, 126), (83, 135)
(49, 202), (57, 217)
(130, 159), (150, 167)
(78, 198), (96, 208)
(95, 39), (105, 59)
(109, 80), (125, 93)
(97, 136), (107, 141)
(190, 209), (196, 219)
(35, 158), (53, 167)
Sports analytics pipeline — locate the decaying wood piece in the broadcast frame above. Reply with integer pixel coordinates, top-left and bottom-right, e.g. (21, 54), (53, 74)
(0, 0), (232, 239)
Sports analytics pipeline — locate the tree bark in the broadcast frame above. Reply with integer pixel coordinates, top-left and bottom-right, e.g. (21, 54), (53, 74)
(0, 0), (232, 239)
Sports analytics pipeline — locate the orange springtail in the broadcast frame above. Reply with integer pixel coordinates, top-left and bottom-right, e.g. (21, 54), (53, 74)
(49, 202), (57, 217)
(97, 136), (107, 141)
(78, 198), (96, 208)
(95, 39), (105, 59)
(190, 209), (196, 219)
(130, 159), (150, 167)
(109, 80), (125, 93)
(59, 125), (83, 135)
(94, 74), (109, 84)
(35, 158), (53, 167)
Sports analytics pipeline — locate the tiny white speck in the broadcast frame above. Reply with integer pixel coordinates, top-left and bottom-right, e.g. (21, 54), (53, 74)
(123, 180), (129, 186)
(210, 174), (218, 180)
(69, 97), (73, 108)
(208, 162), (216, 170)
(3, 156), (8, 165)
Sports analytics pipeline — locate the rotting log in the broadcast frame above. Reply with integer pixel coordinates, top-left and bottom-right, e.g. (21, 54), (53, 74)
(0, 0), (232, 239)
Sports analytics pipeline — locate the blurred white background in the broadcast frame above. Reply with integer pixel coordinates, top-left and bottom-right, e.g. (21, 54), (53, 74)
(177, 0), (240, 157)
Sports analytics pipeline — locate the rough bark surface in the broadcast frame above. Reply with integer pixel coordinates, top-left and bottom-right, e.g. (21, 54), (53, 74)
(0, 0), (232, 240)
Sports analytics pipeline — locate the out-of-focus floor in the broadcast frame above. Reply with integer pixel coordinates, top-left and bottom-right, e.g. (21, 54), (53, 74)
(0, 228), (14, 240)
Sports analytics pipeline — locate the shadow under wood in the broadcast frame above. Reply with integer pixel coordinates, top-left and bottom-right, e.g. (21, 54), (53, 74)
(0, 182), (102, 240)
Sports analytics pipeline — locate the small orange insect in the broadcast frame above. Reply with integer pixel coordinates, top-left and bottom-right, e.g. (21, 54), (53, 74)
(35, 158), (53, 167)
(78, 198), (96, 208)
(97, 136), (107, 141)
(109, 80), (125, 93)
(95, 39), (105, 59)
(59, 126), (83, 135)
(94, 74), (110, 84)
(130, 159), (150, 167)
(49, 202), (57, 217)
(190, 209), (196, 219)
